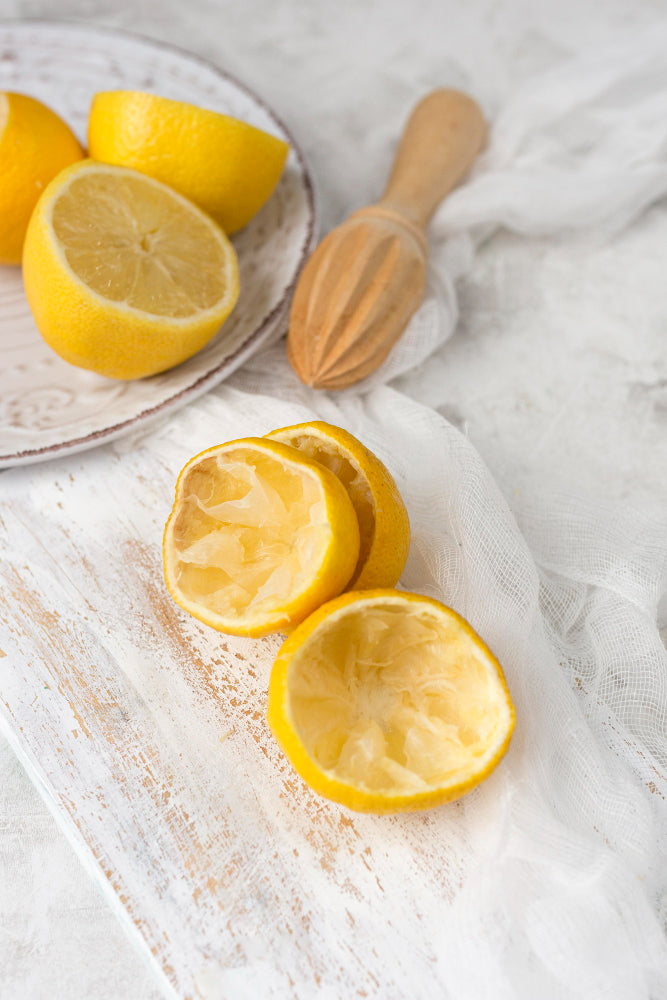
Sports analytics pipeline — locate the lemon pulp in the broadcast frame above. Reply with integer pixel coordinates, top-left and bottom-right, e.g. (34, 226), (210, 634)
(285, 597), (513, 797)
(51, 170), (229, 317)
(170, 447), (334, 618)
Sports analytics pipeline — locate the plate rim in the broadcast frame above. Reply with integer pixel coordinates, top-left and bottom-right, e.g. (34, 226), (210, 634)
(0, 18), (318, 467)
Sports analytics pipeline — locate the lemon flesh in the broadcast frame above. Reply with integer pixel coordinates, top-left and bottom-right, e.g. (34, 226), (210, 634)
(266, 422), (410, 590)
(22, 161), (239, 379)
(269, 590), (515, 812)
(52, 170), (229, 316)
(88, 91), (289, 234)
(163, 439), (361, 637)
(170, 448), (329, 615)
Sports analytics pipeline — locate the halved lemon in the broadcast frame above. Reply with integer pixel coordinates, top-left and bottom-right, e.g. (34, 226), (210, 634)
(163, 438), (361, 637)
(88, 91), (289, 233)
(266, 421), (410, 590)
(22, 160), (239, 379)
(268, 589), (515, 812)
(0, 92), (84, 265)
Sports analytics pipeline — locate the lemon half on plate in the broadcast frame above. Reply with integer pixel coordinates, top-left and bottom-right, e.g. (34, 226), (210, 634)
(22, 160), (239, 379)
(88, 90), (289, 234)
(268, 589), (515, 813)
(0, 91), (84, 265)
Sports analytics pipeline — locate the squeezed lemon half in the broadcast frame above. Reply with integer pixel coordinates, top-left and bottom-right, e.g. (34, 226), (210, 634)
(266, 421), (410, 590)
(268, 589), (515, 813)
(163, 437), (360, 637)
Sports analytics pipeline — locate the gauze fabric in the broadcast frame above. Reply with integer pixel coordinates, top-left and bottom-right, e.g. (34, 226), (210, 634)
(146, 368), (667, 1000)
(365, 24), (667, 387)
(220, 29), (667, 996)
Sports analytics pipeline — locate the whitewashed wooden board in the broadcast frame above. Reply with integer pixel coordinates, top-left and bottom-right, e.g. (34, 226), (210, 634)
(0, 388), (477, 1000)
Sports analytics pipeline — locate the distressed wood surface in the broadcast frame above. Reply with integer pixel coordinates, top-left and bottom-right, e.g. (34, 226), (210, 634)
(0, 393), (473, 1000)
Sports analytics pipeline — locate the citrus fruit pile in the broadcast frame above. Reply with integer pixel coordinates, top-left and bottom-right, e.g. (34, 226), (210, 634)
(163, 421), (515, 812)
(2, 89), (288, 378)
(163, 421), (409, 636)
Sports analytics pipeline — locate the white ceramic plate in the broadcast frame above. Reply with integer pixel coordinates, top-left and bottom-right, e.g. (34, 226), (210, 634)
(0, 21), (316, 466)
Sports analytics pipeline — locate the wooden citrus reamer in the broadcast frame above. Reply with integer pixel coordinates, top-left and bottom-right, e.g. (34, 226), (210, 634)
(287, 89), (486, 390)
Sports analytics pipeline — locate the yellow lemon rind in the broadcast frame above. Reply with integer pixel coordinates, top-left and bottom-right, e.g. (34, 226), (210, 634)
(0, 92), (84, 265)
(88, 90), (289, 234)
(266, 421), (410, 591)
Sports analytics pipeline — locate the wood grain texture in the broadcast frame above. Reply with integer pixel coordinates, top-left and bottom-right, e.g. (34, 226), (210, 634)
(0, 394), (472, 1000)
(286, 90), (484, 390)
(380, 89), (486, 228)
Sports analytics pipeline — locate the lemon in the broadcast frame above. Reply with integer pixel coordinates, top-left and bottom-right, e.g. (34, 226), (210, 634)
(266, 421), (410, 590)
(88, 91), (289, 234)
(163, 438), (361, 637)
(22, 160), (239, 379)
(268, 589), (515, 813)
(0, 92), (83, 265)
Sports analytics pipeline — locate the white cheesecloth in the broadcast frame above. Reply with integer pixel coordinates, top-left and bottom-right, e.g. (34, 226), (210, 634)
(213, 27), (667, 997)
